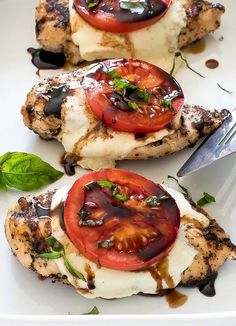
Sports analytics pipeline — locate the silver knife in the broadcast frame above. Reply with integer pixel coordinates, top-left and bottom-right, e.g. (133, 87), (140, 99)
(177, 108), (236, 177)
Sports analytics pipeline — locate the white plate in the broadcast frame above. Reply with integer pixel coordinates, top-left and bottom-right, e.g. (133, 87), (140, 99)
(0, 0), (236, 325)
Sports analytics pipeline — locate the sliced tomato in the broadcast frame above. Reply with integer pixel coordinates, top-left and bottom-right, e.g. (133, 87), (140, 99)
(83, 58), (184, 134)
(64, 169), (180, 271)
(73, 0), (172, 33)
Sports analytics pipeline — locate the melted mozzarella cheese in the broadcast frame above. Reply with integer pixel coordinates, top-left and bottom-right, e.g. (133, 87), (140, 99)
(69, 0), (187, 72)
(50, 185), (209, 299)
(59, 88), (177, 170)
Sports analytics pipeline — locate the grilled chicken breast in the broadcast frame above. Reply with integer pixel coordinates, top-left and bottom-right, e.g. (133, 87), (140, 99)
(21, 66), (229, 170)
(35, 0), (225, 65)
(5, 187), (236, 298)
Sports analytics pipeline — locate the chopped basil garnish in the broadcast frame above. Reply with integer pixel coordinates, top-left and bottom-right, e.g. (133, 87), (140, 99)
(83, 306), (99, 315)
(197, 192), (216, 207)
(64, 256), (85, 281)
(170, 52), (205, 78)
(160, 99), (175, 112)
(113, 78), (134, 91)
(128, 101), (139, 110)
(80, 219), (103, 226)
(167, 175), (190, 197)
(107, 70), (121, 80)
(86, 0), (100, 10)
(37, 236), (64, 259)
(79, 208), (90, 220)
(112, 185), (119, 195)
(145, 196), (160, 207)
(97, 180), (128, 201)
(97, 180), (115, 189)
(85, 180), (128, 202)
(37, 238), (86, 282)
(45, 236), (63, 252)
(217, 83), (233, 95)
(0, 152), (63, 191)
(135, 88), (150, 104)
(81, 179), (129, 226)
(119, 1), (145, 14)
(114, 193), (128, 202)
(107, 72), (151, 109)
(63, 255), (86, 281)
(37, 251), (64, 259)
(97, 239), (114, 249)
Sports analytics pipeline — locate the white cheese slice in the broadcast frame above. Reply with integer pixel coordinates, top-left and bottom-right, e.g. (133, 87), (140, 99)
(59, 88), (178, 170)
(50, 184), (209, 299)
(69, 0), (187, 72)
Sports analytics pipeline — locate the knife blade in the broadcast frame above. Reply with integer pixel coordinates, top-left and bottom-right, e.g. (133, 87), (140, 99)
(177, 108), (236, 177)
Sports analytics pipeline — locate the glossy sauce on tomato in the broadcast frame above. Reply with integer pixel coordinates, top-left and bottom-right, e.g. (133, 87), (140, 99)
(73, 0), (172, 33)
(83, 59), (184, 134)
(64, 169), (180, 271)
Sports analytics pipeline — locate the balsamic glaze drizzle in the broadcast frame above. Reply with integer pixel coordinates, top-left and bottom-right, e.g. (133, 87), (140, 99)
(43, 86), (69, 118)
(198, 273), (217, 297)
(27, 48), (66, 70)
(34, 202), (50, 217)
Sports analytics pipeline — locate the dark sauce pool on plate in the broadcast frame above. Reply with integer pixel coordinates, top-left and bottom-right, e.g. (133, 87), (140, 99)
(27, 47), (66, 70)
(205, 59), (219, 69)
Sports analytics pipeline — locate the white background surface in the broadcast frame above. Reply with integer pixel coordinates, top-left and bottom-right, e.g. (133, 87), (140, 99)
(0, 0), (236, 325)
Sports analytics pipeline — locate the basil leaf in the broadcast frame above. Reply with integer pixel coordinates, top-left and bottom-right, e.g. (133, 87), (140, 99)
(37, 251), (64, 259)
(167, 175), (190, 197)
(134, 89), (150, 104)
(120, 1), (145, 14)
(45, 236), (63, 252)
(160, 99), (175, 112)
(97, 180), (115, 189)
(83, 306), (99, 315)
(145, 196), (160, 207)
(0, 152), (15, 165)
(113, 78), (133, 91)
(217, 83), (233, 95)
(45, 236), (56, 248)
(0, 173), (7, 190)
(0, 152), (63, 191)
(114, 193), (128, 202)
(112, 77), (150, 107)
(197, 192), (216, 207)
(170, 52), (205, 78)
(63, 255), (86, 281)
(107, 71), (121, 80)
(85, 179), (128, 203)
(128, 101), (139, 110)
(86, 0), (100, 10)
(112, 185), (119, 195)
(97, 239), (114, 249)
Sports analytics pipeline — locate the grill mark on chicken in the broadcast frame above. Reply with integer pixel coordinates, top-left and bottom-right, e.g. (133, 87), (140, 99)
(125, 106), (228, 161)
(35, 0), (225, 65)
(186, 1), (224, 18)
(5, 192), (236, 294)
(36, 0), (69, 36)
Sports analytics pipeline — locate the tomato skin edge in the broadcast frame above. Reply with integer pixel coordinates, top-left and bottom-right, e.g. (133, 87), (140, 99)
(84, 58), (184, 134)
(64, 169), (180, 271)
(73, 0), (172, 34)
